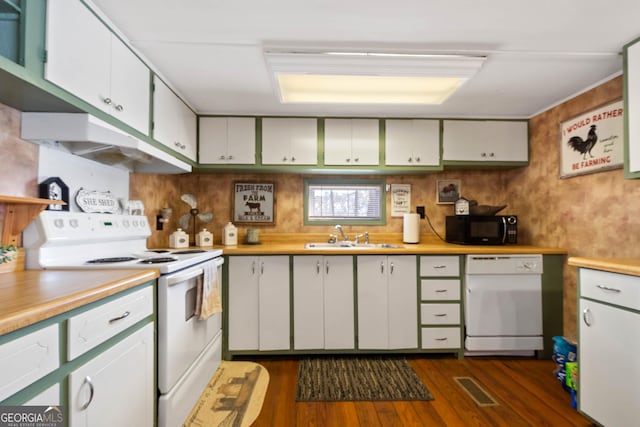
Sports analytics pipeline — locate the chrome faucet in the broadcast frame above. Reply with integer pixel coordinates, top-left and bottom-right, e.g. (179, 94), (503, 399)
(335, 224), (349, 241)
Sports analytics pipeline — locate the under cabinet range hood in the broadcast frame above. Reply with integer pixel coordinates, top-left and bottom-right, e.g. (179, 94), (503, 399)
(20, 113), (192, 174)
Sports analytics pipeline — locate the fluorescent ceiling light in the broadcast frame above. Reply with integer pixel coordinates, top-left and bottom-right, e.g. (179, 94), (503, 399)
(264, 50), (486, 105)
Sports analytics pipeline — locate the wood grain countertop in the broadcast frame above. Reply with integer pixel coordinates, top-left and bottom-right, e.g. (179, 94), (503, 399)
(568, 257), (640, 277)
(210, 233), (567, 255)
(0, 269), (159, 336)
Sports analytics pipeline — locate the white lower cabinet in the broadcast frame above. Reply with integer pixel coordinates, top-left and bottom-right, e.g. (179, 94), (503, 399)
(68, 323), (154, 427)
(578, 268), (640, 426)
(357, 255), (417, 349)
(293, 256), (354, 350)
(228, 256), (290, 351)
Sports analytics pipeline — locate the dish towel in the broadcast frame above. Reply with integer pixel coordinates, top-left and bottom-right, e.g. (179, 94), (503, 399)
(196, 263), (222, 320)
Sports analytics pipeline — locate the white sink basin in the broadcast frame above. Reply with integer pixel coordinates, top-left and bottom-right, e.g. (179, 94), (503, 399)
(304, 242), (403, 249)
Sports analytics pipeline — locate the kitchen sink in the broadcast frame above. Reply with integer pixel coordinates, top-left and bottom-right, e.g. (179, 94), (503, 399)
(304, 242), (403, 249)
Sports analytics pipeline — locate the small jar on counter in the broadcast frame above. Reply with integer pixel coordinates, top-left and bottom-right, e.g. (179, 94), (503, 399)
(196, 228), (213, 247)
(169, 228), (189, 248)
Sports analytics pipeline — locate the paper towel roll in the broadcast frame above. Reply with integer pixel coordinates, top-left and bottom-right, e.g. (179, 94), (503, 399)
(403, 213), (420, 243)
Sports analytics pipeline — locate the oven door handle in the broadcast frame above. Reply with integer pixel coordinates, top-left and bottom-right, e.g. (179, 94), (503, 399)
(167, 268), (203, 286)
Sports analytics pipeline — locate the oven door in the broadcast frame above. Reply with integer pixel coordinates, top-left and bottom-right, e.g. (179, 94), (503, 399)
(157, 257), (223, 394)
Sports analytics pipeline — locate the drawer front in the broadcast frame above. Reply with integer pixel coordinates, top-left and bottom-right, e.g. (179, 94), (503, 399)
(0, 324), (59, 401)
(421, 279), (460, 300)
(420, 256), (460, 277)
(421, 327), (461, 349)
(68, 286), (153, 360)
(580, 268), (640, 311)
(421, 303), (460, 325)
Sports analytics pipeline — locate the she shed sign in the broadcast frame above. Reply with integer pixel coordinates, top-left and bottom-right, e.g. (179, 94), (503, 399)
(560, 100), (624, 178)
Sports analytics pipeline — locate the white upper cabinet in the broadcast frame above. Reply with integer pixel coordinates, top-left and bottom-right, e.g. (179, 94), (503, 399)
(153, 77), (197, 161)
(261, 118), (317, 165)
(442, 120), (528, 162)
(324, 119), (379, 165)
(44, 0), (150, 135)
(626, 38), (640, 175)
(199, 117), (256, 164)
(385, 119), (440, 166)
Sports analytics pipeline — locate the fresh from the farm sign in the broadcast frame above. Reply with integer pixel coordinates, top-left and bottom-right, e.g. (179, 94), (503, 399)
(560, 100), (623, 178)
(233, 182), (275, 224)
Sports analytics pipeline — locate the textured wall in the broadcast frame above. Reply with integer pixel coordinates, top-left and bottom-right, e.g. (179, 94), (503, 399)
(504, 75), (631, 339)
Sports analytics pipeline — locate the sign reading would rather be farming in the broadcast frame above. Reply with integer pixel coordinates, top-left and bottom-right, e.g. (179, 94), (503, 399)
(560, 100), (624, 178)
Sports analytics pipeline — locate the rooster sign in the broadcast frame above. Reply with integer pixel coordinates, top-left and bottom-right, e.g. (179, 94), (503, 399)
(560, 100), (623, 178)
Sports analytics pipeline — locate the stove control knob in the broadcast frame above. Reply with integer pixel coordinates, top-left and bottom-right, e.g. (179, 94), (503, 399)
(54, 219), (64, 228)
(123, 220), (130, 228)
(133, 220), (139, 227)
(69, 219), (79, 228)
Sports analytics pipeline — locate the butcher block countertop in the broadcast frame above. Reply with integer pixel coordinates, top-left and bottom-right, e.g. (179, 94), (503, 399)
(568, 257), (640, 277)
(215, 233), (567, 255)
(0, 269), (159, 336)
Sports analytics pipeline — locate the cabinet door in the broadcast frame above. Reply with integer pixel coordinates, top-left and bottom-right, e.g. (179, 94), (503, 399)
(293, 256), (325, 350)
(153, 77), (197, 161)
(324, 119), (379, 165)
(228, 256), (259, 350)
(387, 255), (418, 349)
(108, 36), (150, 135)
(199, 117), (256, 164)
(579, 299), (640, 427)
(323, 256), (355, 349)
(357, 256), (389, 349)
(45, 0), (111, 111)
(258, 256), (290, 350)
(68, 323), (154, 427)
(385, 119), (440, 166)
(442, 120), (528, 162)
(262, 118), (317, 165)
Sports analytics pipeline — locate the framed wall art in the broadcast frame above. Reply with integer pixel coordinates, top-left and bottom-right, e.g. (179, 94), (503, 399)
(436, 179), (461, 204)
(560, 99), (624, 178)
(233, 182), (275, 224)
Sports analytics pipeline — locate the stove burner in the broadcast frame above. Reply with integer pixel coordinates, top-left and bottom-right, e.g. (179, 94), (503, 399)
(138, 257), (178, 264)
(171, 250), (207, 254)
(147, 250), (171, 253)
(86, 257), (138, 264)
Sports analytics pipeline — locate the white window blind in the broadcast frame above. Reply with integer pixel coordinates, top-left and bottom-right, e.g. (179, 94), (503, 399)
(307, 182), (383, 222)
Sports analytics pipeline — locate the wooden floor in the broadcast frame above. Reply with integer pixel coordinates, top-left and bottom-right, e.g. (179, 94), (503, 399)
(243, 355), (594, 427)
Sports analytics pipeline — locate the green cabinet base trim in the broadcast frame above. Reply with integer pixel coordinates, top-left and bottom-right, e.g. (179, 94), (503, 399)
(540, 254), (564, 359)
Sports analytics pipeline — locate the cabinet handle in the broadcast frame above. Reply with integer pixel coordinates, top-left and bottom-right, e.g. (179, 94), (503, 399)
(415, 157), (421, 162)
(582, 308), (592, 327)
(390, 261), (394, 274)
(346, 158), (351, 163)
(481, 152), (487, 157)
(489, 152), (495, 157)
(354, 158), (359, 163)
(219, 155), (226, 160)
(434, 313), (447, 317)
(103, 97), (112, 105)
(380, 261), (384, 274)
(407, 157), (412, 162)
(291, 156), (296, 162)
(326, 260), (330, 275)
(109, 311), (131, 324)
(81, 376), (95, 410)
(282, 156), (288, 161)
(260, 261), (264, 275)
(596, 284), (621, 293)
(435, 337), (448, 341)
(174, 141), (186, 150)
(251, 260), (256, 275)
(433, 265), (446, 269)
(228, 155), (233, 160)
(114, 104), (124, 112)
(435, 289), (448, 293)
(316, 260), (321, 274)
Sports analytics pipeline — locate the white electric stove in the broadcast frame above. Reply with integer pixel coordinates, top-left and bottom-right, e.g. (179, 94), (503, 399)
(23, 210), (224, 427)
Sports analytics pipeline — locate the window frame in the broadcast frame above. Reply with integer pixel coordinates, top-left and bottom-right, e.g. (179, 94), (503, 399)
(303, 178), (387, 226)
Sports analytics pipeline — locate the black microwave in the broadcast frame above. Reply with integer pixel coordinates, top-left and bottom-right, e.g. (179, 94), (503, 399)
(445, 215), (517, 245)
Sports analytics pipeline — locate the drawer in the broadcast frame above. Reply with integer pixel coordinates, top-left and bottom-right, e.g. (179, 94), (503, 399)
(0, 323), (59, 401)
(420, 256), (460, 277)
(421, 279), (460, 300)
(421, 327), (461, 349)
(421, 303), (460, 325)
(580, 268), (640, 311)
(68, 286), (153, 360)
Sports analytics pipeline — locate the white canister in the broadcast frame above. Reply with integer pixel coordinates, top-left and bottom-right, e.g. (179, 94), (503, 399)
(169, 228), (189, 248)
(222, 222), (238, 246)
(196, 228), (213, 247)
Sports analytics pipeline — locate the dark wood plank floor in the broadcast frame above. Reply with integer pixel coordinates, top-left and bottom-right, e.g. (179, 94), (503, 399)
(243, 355), (594, 427)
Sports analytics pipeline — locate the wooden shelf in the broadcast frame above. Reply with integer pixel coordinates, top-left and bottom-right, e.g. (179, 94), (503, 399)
(0, 195), (65, 246)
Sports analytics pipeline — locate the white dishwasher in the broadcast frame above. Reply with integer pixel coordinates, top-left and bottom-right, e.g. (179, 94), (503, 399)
(464, 254), (543, 356)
